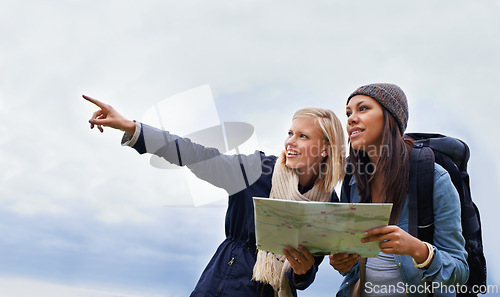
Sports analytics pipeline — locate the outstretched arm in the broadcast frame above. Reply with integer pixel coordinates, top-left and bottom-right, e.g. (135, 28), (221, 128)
(83, 94), (264, 195)
(83, 95), (135, 135)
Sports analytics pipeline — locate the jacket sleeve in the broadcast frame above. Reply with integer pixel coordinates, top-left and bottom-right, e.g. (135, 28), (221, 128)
(122, 122), (264, 195)
(420, 164), (469, 285)
(335, 262), (360, 297)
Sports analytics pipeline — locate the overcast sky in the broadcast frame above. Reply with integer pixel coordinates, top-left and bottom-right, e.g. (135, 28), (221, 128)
(0, 0), (499, 296)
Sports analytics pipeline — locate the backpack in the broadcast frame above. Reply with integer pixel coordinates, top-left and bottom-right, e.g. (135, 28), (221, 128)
(406, 133), (486, 296)
(341, 133), (487, 296)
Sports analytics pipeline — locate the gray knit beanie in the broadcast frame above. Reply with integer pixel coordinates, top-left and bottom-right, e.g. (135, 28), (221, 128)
(347, 83), (408, 134)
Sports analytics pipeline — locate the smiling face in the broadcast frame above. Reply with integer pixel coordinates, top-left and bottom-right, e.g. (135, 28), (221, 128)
(346, 95), (385, 153)
(284, 116), (327, 176)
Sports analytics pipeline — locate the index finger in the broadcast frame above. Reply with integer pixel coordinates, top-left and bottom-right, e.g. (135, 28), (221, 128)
(284, 245), (311, 262)
(330, 253), (352, 260)
(283, 245), (303, 258)
(82, 94), (106, 109)
(297, 245), (313, 259)
(363, 225), (394, 237)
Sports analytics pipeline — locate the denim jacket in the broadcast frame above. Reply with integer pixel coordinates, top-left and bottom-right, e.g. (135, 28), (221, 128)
(337, 164), (469, 297)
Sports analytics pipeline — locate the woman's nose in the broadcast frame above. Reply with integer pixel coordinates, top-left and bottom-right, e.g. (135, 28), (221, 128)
(285, 135), (296, 146)
(347, 112), (358, 125)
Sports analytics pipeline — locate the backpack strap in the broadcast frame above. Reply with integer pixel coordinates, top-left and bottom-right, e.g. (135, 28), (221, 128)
(409, 143), (435, 243)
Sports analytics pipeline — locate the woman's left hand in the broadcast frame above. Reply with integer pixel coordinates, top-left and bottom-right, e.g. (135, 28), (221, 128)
(362, 225), (429, 262)
(283, 245), (315, 275)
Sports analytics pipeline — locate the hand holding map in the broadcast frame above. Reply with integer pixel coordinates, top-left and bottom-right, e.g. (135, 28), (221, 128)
(253, 197), (393, 257)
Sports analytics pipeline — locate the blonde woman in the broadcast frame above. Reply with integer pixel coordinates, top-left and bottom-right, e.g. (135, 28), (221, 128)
(84, 95), (345, 297)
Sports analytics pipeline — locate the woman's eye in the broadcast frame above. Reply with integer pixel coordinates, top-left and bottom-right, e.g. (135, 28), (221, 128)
(288, 131), (293, 136)
(346, 111), (352, 117)
(359, 105), (368, 112)
(300, 134), (309, 139)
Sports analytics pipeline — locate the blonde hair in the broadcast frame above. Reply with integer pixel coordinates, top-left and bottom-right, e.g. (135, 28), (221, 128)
(281, 107), (346, 193)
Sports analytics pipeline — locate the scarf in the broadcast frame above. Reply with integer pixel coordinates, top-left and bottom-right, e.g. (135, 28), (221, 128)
(252, 155), (332, 297)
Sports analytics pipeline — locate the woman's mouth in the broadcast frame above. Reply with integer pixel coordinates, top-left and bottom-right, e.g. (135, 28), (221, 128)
(286, 150), (300, 157)
(349, 128), (364, 139)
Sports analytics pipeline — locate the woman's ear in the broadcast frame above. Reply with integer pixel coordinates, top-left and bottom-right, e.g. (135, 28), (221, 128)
(321, 144), (329, 157)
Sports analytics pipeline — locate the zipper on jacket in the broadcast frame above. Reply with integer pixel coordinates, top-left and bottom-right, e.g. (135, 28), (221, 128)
(216, 280), (225, 296)
(216, 256), (236, 296)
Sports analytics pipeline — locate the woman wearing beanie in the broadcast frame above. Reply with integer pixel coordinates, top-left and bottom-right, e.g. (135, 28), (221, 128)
(330, 83), (468, 297)
(83, 95), (346, 297)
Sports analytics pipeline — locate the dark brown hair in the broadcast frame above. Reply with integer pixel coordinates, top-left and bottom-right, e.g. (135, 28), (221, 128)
(349, 108), (413, 224)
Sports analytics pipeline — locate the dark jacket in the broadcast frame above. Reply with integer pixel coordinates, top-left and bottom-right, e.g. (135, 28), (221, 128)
(128, 123), (337, 297)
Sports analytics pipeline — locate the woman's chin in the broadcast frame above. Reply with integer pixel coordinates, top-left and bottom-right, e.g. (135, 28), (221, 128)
(285, 159), (303, 170)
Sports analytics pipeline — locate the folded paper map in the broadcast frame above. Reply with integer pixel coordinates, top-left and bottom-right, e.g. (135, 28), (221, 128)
(253, 197), (393, 257)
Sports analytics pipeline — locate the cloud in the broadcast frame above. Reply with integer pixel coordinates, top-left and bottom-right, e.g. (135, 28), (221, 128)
(0, 0), (499, 296)
(0, 277), (168, 297)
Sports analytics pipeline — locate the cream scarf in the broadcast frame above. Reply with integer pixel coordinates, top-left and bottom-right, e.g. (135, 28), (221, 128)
(252, 155), (332, 297)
